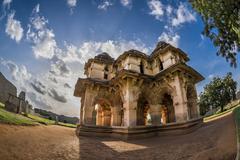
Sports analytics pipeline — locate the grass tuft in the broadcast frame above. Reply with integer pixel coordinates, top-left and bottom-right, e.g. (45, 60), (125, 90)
(0, 108), (38, 125)
(27, 114), (55, 125)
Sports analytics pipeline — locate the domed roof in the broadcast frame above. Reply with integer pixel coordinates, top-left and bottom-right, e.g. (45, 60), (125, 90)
(151, 41), (170, 54)
(156, 41), (169, 49)
(94, 52), (114, 62)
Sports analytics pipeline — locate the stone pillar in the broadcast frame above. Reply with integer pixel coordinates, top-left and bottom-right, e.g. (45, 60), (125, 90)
(82, 88), (96, 125)
(124, 101), (137, 127)
(111, 107), (122, 126)
(193, 85), (200, 118)
(150, 104), (162, 125)
(96, 108), (102, 126)
(102, 110), (111, 126)
(79, 103), (84, 125)
(173, 75), (189, 122)
(122, 78), (140, 127)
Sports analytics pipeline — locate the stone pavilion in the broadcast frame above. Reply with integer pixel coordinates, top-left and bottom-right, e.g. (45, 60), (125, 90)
(74, 41), (204, 139)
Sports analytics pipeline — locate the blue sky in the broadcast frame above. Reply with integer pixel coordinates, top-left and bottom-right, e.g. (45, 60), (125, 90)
(0, 0), (239, 117)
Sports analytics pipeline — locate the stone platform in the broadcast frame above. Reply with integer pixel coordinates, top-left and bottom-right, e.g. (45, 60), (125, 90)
(76, 118), (203, 140)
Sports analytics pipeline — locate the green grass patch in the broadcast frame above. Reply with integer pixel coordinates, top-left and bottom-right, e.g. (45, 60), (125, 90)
(58, 122), (77, 128)
(0, 107), (76, 128)
(27, 114), (55, 125)
(0, 102), (5, 108)
(28, 114), (76, 128)
(204, 105), (240, 121)
(0, 108), (38, 125)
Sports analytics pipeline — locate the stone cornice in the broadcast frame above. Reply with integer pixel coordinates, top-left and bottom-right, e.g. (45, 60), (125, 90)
(74, 63), (204, 98)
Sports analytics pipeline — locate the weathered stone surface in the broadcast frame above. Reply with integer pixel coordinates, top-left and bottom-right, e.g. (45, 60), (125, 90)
(0, 72), (17, 103)
(0, 73), (34, 114)
(74, 41), (204, 138)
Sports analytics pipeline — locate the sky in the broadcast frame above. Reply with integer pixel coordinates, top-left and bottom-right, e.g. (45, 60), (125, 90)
(0, 0), (239, 117)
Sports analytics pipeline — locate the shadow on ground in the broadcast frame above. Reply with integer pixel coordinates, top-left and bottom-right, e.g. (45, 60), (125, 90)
(0, 114), (236, 160)
(78, 114), (237, 160)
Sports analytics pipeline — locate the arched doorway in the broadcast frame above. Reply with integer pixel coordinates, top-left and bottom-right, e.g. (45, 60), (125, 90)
(137, 97), (151, 125)
(139, 61), (144, 74)
(186, 85), (197, 119)
(93, 99), (112, 126)
(161, 93), (175, 124)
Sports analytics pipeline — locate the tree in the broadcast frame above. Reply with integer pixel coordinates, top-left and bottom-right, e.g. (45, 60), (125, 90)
(199, 72), (237, 115)
(190, 0), (240, 67)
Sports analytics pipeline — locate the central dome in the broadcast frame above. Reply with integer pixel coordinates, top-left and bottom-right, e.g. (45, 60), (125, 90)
(94, 52), (114, 62)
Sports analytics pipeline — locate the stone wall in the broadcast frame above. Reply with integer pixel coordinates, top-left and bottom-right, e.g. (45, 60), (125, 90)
(0, 72), (17, 104)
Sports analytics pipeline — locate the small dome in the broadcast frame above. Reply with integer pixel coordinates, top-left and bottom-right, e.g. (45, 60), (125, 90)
(155, 41), (169, 50)
(151, 41), (170, 55)
(94, 52), (114, 62)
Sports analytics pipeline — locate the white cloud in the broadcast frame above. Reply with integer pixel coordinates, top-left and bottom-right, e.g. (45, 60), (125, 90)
(55, 40), (149, 65)
(0, 59), (31, 88)
(3, 0), (12, 5)
(98, 0), (113, 11)
(120, 0), (132, 8)
(166, 5), (173, 15)
(5, 12), (24, 43)
(0, 57), (78, 116)
(148, 0), (164, 20)
(34, 4), (40, 13)
(208, 74), (215, 80)
(50, 59), (72, 77)
(66, 0), (77, 14)
(66, 0), (77, 7)
(27, 4), (58, 59)
(0, 0), (12, 20)
(158, 31), (180, 47)
(172, 3), (196, 27)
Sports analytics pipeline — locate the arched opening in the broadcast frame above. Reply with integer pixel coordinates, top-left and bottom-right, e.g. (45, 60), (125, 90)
(186, 85), (197, 119)
(94, 99), (112, 126)
(161, 93), (175, 124)
(159, 59), (163, 71)
(139, 61), (144, 74)
(104, 65), (109, 80)
(137, 97), (151, 125)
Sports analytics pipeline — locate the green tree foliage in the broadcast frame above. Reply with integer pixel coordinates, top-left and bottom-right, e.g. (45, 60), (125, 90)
(190, 0), (240, 67)
(199, 72), (237, 115)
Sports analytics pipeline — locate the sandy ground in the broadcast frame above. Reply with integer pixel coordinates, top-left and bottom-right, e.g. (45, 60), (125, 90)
(0, 114), (237, 160)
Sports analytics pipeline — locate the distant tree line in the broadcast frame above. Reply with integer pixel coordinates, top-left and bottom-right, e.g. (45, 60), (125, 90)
(34, 108), (79, 124)
(199, 72), (237, 115)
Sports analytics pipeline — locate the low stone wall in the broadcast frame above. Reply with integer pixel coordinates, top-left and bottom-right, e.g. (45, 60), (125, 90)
(76, 118), (203, 140)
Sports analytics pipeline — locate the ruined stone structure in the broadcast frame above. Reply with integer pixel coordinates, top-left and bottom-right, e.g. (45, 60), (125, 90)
(0, 72), (34, 114)
(74, 42), (204, 139)
(0, 72), (17, 103)
(5, 91), (34, 114)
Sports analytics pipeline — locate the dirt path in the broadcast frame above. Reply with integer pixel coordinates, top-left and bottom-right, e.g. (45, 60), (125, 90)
(0, 113), (237, 160)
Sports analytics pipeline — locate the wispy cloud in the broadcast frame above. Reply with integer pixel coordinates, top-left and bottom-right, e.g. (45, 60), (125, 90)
(30, 79), (47, 95)
(98, 0), (113, 11)
(5, 12), (24, 43)
(171, 3), (196, 27)
(66, 0), (77, 7)
(27, 4), (57, 59)
(147, 2), (196, 48)
(48, 88), (67, 103)
(66, 0), (77, 14)
(0, 0), (12, 20)
(147, 0), (164, 20)
(120, 0), (132, 9)
(158, 31), (180, 47)
(50, 59), (72, 77)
